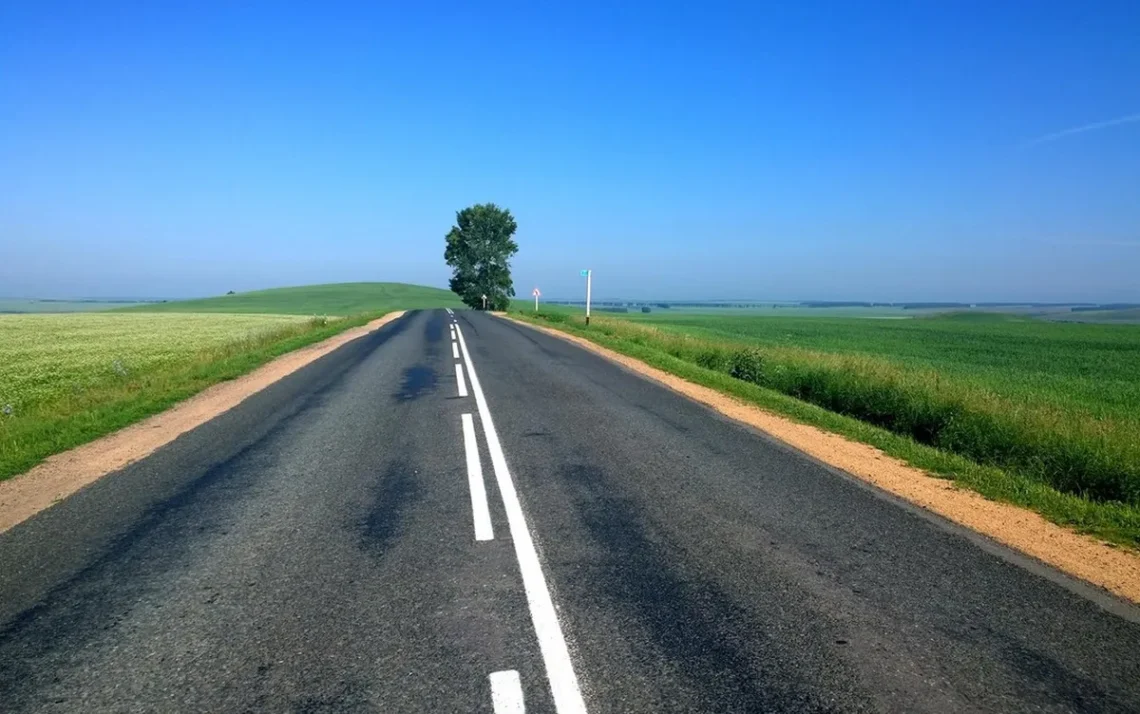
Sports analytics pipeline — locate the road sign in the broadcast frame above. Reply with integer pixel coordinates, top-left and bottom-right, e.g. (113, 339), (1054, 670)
(532, 287), (541, 311)
(580, 269), (590, 277)
(481, 294), (487, 310)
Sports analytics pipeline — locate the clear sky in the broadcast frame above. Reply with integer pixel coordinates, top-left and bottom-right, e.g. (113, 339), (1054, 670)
(2, 1), (1138, 302)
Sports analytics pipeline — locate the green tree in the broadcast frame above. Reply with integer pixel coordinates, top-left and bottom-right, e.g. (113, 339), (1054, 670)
(444, 203), (519, 310)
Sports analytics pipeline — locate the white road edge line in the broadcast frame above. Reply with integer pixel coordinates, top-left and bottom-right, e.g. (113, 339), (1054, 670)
(452, 342), (460, 359)
(461, 413), (494, 542)
(490, 670), (526, 713)
(455, 324), (588, 714)
(456, 362), (469, 398)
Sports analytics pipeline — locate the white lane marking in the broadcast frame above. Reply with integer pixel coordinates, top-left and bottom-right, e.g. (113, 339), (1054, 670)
(452, 341), (460, 359)
(490, 670), (526, 713)
(446, 308), (453, 315)
(462, 413), (494, 541)
(455, 325), (588, 714)
(456, 362), (469, 398)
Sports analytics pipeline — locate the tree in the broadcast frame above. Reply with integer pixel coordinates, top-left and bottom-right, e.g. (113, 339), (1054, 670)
(444, 203), (518, 310)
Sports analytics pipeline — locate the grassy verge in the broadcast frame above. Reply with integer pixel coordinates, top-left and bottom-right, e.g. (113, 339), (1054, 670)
(0, 313), (389, 481)
(510, 309), (1140, 549)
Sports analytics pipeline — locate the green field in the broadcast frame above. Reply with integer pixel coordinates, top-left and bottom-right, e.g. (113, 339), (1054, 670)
(2, 313), (314, 409)
(1, 282), (457, 480)
(0, 299), (145, 313)
(513, 307), (1140, 547)
(623, 311), (1140, 421)
(529, 301), (1140, 323)
(124, 282), (460, 315)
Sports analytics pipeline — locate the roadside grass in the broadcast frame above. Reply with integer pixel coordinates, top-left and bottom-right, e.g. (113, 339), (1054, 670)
(509, 309), (1140, 548)
(0, 311), (390, 480)
(122, 282), (461, 315)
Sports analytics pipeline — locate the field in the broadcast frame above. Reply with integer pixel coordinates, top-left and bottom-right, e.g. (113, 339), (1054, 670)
(0, 299), (144, 313)
(622, 311), (1140, 421)
(123, 282), (460, 315)
(0, 282), (458, 480)
(513, 307), (1140, 546)
(1, 313), (314, 409)
(532, 301), (1140, 323)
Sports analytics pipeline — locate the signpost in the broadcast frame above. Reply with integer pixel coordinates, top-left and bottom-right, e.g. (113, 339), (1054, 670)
(481, 294), (487, 310)
(580, 269), (592, 325)
(532, 287), (541, 311)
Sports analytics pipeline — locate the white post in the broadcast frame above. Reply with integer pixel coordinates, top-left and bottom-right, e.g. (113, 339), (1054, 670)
(534, 293), (539, 311)
(585, 269), (592, 326)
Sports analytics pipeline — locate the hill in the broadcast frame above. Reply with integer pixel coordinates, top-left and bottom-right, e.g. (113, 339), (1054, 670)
(123, 282), (460, 316)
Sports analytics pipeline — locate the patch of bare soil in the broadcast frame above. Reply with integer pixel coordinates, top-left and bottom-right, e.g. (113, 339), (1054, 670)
(505, 316), (1140, 605)
(0, 312), (405, 534)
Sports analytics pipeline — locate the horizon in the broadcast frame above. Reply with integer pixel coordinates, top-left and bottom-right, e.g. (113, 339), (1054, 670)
(2, 282), (1134, 308)
(2, 2), (1139, 302)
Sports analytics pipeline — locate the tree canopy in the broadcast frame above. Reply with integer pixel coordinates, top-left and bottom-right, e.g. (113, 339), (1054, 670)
(443, 203), (518, 310)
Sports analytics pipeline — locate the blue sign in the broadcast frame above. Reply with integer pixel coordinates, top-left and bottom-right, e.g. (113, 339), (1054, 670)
(580, 269), (590, 277)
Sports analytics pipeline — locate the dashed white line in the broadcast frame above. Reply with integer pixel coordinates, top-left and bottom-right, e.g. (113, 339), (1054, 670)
(455, 362), (469, 398)
(452, 341), (460, 359)
(455, 324), (588, 714)
(490, 670), (526, 713)
(461, 413), (494, 542)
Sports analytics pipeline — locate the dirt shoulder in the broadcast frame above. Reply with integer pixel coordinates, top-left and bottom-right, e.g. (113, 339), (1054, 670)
(503, 315), (1140, 605)
(0, 311), (405, 534)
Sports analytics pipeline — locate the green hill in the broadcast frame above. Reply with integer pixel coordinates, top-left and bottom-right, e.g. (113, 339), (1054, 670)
(124, 282), (461, 316)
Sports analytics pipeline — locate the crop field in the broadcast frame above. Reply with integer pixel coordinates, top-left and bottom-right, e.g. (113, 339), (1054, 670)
(622, 311), (1140, 421)
(0, 311), (373, 480)
(0, 283), (459, 480)
(515, 307), (1140, 546)
(1, 313), (314, 410)
(0, 298), (145, 313)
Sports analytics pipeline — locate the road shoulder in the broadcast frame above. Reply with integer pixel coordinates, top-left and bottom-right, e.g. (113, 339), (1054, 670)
(500, 314), (1140, 606)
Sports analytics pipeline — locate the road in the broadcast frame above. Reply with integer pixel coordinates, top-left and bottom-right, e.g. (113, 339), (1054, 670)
(2, 309), (1139, 713)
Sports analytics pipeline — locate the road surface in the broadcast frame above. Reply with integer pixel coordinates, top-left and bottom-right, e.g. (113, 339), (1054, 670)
(1, 309), (1138, 713)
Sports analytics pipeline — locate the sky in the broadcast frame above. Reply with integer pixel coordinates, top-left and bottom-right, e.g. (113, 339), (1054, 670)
(2, 1), (1138, 303)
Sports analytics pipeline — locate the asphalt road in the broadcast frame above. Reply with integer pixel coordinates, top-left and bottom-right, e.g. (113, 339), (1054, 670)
(2, 309), (1139, 713)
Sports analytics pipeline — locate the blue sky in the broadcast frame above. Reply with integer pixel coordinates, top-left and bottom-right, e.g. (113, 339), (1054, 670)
(2, 1), (1138, 302)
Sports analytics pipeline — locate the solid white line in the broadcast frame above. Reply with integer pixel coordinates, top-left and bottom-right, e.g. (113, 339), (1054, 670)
(452, 341), (460, 359)
(461, 413), (494, 542)
(455, 362), (469, 398)
(490, 670), (526, 713)
(455, 324), (588, 714)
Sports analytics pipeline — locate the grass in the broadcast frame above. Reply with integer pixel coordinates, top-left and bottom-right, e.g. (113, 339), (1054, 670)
(0, 299), (145, 313)
(1, 281), (458, 480)
(122, 282), (460, 315)
(511, 307), (1140, 548)
(0, 312), (373, 480)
